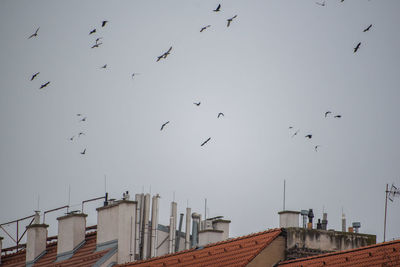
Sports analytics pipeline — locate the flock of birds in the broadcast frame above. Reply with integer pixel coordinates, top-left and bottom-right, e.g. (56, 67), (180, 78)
(25, 2), (373, 153)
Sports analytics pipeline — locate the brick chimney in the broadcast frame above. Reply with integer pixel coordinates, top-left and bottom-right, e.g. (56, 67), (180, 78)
(26, 211), (48, 266)
(56, 213), (87, 262)
(96, 199), (137, 264)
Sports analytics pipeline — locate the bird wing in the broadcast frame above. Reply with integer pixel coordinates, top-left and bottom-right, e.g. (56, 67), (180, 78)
(227, 20), (231, 27)
(167, 46), (172, 53)
(35, 27), (40, 34)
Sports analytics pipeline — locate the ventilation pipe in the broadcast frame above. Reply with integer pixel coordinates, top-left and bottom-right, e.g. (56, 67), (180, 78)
(322, 213), (328, 230)
(142, 194), (151, 259)
(170, 202), (177, 252)
(150, 194), (160, 258)
(342, 213), (346, 232)
(175, 213), (184, 252)
(307, 209), (314, 229)
(168, 216), (174, 254)
(191, 213), (201, 247)
(26, 211), (48, 266)
(185, 207), (191, 250)
(134, 193), (143, 259)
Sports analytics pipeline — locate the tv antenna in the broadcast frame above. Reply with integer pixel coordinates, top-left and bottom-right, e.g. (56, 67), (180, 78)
(384, 183), (399, 241)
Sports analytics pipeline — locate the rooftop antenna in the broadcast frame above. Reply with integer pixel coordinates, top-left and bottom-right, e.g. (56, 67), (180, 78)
(187, 199), (189, 208)
(205, 198), (207, 220)
(283, 179), (286, 211)
(384, 183), (399, 241)
(149, 185), (152, 195)
(67, 185), (71, 213)
(104, 175), (107, 194)
(173, 191), (175, 202)
(37, 194), (40, 211)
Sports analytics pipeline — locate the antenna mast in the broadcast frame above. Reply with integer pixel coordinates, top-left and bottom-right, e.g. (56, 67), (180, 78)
(283, 180), (286, 211)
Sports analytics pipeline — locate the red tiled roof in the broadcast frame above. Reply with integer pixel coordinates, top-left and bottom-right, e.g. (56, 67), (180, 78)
(1, 231), (111, 267)
(118, 228), (282, 267)
(278, 239), (400, 267)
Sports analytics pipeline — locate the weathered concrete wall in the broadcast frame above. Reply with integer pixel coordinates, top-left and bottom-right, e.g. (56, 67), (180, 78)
(247, 235), (286, 267)
(57, 213), (87, 256)
(279, 211), (300, 228)
(285, 227), (376, 252)
(26, 224), (48, 263)
(198, 229), (224, 246)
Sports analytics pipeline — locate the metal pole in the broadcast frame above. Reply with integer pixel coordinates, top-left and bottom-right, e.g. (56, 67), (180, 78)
(283, 180), (286, 211)
(384, 184), (388, 242)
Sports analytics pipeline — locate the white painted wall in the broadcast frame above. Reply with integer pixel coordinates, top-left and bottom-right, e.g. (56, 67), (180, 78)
(26, 224), (48, 263)
(57, 214), (87, 255)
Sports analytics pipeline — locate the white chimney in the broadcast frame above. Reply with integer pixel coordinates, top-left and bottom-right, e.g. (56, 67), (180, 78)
(150, 194), (160, 258)
(142, 194), (150, 259)
(212, 219), (230, 240)
(56, 213), (87, 262)
(278, 210), (300, 228)
(26, 211), (48, 265)
(170, 202), (177, 252)
(96, 199), (137, 264)
(185, 207), (191, 250)
(134, 193), (143, 260)
(198, 229), (223, 246)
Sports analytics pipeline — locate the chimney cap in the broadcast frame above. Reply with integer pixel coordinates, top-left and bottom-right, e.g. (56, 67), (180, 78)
(26, 223), (49, 229)
(278, 210), (300, 215)
(57, 213), (88, 220)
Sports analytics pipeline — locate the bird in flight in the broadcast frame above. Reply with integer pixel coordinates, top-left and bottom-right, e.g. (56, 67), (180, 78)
(70, 136), (75, 141)
(78, 132), (85, 137)
(95, 37), (103, 44)
(305, 134), (312, 139)
(227, 15), (237, 27)
(81, 117), (87, 122)
(77, 114), (82, 116)
(28, 27), (40, 39)
(102, 20), (108, 27)
(131, 73), (141, 79)
(334, 115), (342, 118)
(30, 72), (40, 81)
(354, 42), (361, 53)
(217, 112), (224, 118)
(213, 4), (221, 12)
(315, 145), (320, 152)
(292, 130), (300, 138)
(363, 24), (372, 32)
(89, 28), (96, 35)
(288, 126), (293, 129)
(200, 25), (211, 32)
(316, 1), (325, 6)
(201, 137), (211, 146)
(193, 102), (201, 106)
(160, 121), (170, 131)
(157, 46), (173, 62)
(101, 64), (107, 69)
(80, 148), (86, 155)
(325, 111), (332, 118)
(40, 81), (50, 89)
(91, 42), (102, 48)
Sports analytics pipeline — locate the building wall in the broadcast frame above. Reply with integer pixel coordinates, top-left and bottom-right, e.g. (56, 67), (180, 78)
(246, 235), (286, 267)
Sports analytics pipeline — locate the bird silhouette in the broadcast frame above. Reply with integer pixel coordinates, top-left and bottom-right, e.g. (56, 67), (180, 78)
(78, 132), (85, 137)
(131, 73), (141, 79)
(101, 64), (107, 69)
(80, 148), (86, 155)
(70, 136), (75, 141)
(325, 111), (332, 118)
(334, 115), (342, 118)
(217, 112), (224, 118)
(200, 25), (211, 32)
(77, 114), (82, 116)
(28, 27), (40, 39)
(157, 46), (173, 61)
(213, 4), (221, 12)
(89, 29), (96, 35)
(305, 134), (312, 139)
(95, 37), (103, 43)
(292, 130), (300, 138)
(30, 72), (40, 81)
(354, 42), (361, 53)
(91, 42), (103, 48)
(193, 102), (201, 106)
(160, 121), (170, 131)
(227, 15), (237, 27)
(316, 1), (325, 6)
(40, 81), (50, 89)
(201, 137), (211, 146)
(315, 145), (320, 152)
(102, 21), (108, 27)
(363, 24), (372, 32)
(288, 126), (293, 129)
(81, 117), (87, 122)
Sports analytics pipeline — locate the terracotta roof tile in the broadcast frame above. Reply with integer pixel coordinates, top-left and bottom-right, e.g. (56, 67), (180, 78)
(118, 228), (282, 267)
(278, 239), (400, 267)
(1, 231), (111, 267)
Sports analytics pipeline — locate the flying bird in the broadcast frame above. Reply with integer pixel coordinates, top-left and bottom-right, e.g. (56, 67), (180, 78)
(200, 25), (211, 32)
(39, 81), (50, 89)
(316, 1), (325, 6)
(160, 121), (170, 131)
(81, 117), (87, 122)
(70, 136), (75, 141)
(131, 73), (141, 79)
(305, 134), (312, 139)
(217, 112), (224, 118)
(213, 4), (221, 12)
(315, 145), (320, 152)
(30, 72), (40, 81)
(157, 46), (173, 61)
(334, 115), (342, 118)
(91, 42), (102, 48)
(80, 148), (86, 155)
(89, 28), (96, 35)
(28, 27), (40, 39)
(292, 130), (300, 138)
(78, 132), (85, 137)
(193, 102), (201, 106)
(77, 114), (82, 116)
(288, 126), (293, 129)
(102, 20), (108, 27)
(95, 37), (103, 44)
(227, 15), (237, 27)
(201, 137), (211, 146)
(354, 42), (361, 53)
(363, 24), (372, 32)
(325, 111), (332, 118)
(101, 64), (107, 69)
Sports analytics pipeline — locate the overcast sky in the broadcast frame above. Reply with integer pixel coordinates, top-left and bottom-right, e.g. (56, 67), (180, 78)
(1, 0), (400, 248)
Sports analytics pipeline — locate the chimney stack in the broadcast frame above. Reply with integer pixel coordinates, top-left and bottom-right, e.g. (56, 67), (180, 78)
(307, 209), (314, 229)
(150, 194), (160, 258)
(322, 213), (328, 230)
(26, 211), (49, 266)
(56, 213), (87, 262)
(191, 213), (201, 247)
(142, 194), (150, 259)
(185, 207), (191, 250)
(342, 213), (346, 232)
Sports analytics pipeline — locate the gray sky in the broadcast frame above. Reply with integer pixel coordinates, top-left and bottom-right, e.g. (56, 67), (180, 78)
(1, 0), (400, 248)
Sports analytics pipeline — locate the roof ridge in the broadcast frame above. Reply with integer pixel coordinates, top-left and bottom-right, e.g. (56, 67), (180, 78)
(280, 238), (400, 265)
